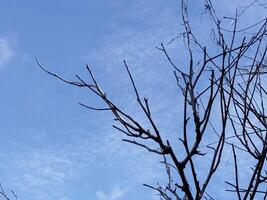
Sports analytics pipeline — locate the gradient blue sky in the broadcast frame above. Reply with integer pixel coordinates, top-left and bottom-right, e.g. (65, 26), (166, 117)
(0, 1), (265, 200)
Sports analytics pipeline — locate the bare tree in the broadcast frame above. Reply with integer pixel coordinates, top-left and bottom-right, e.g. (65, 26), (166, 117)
(38, 0), (267, 199)
(0, 184), (19, 200)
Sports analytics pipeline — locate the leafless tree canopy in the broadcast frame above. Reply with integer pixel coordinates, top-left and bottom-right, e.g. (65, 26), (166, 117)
(37, 0), (267, 199)
(0, 184), (19, 200)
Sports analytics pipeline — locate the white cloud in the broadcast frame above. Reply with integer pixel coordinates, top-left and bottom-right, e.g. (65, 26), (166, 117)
(96, 186), (126, 200)
(14, 151), (79, 189)
(0, 37), (13, 67)
(58, 197), (69, 200)
(85, 0), (179, 82)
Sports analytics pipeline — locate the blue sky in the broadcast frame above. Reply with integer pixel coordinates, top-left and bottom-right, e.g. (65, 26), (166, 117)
(0, 0), (266, 200)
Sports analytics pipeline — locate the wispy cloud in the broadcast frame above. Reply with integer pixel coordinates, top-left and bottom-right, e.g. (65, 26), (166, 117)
(0, 37), (13, 68)
(85, 0), (179, 82)
(14, 151), (79, 189)
(5, 127), (164, 199)
(96, 186), (126, 200)
(57, 196), (70, 200)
